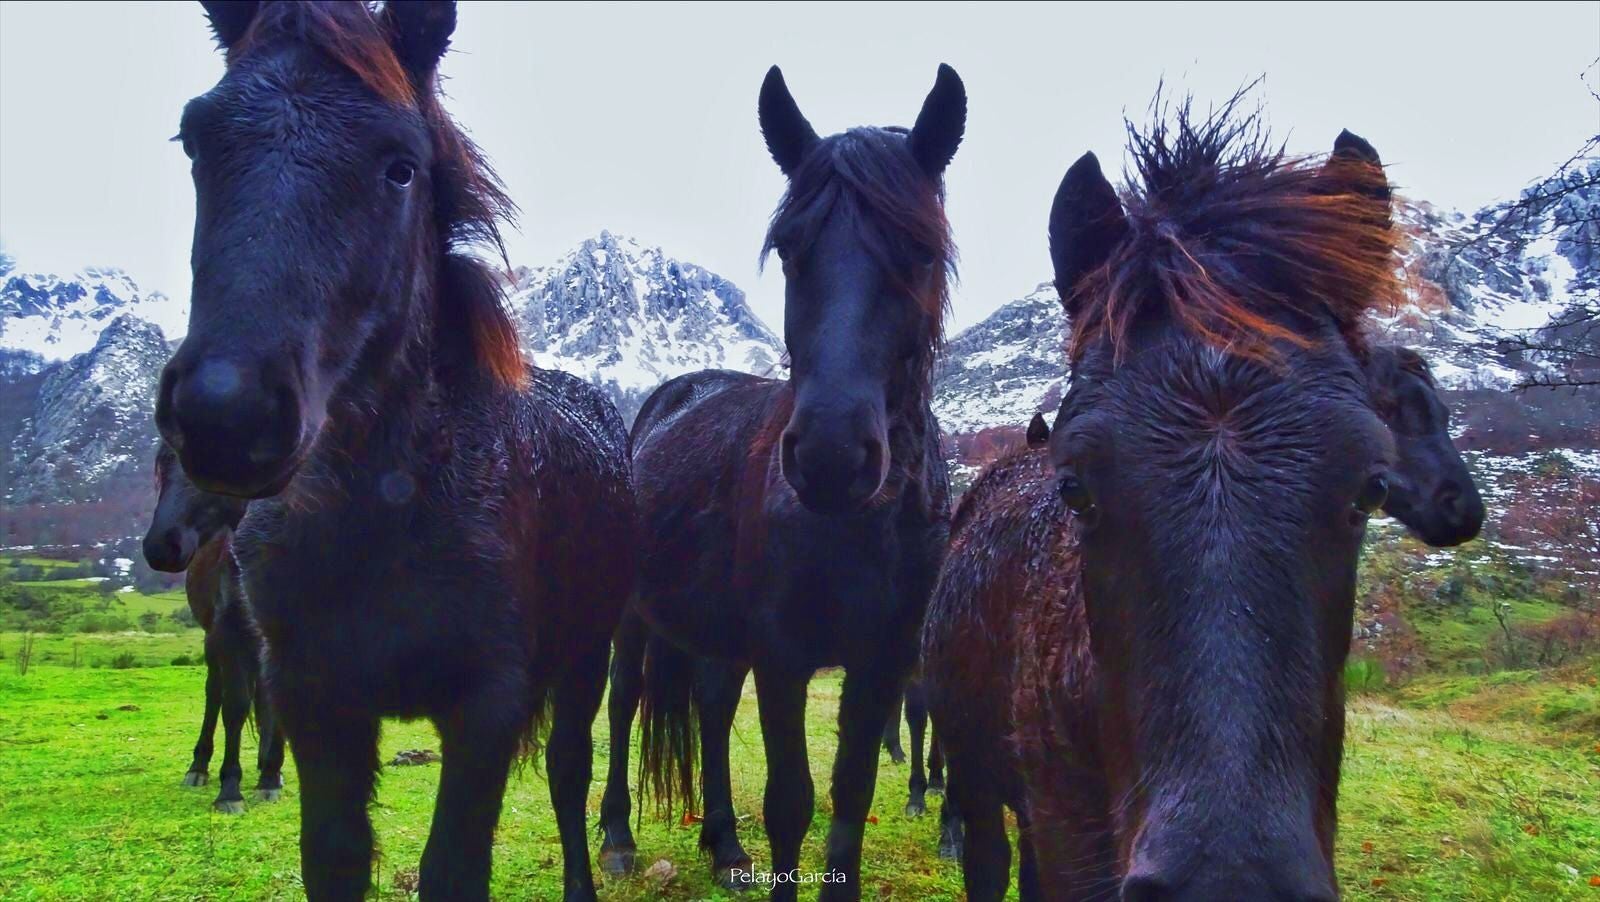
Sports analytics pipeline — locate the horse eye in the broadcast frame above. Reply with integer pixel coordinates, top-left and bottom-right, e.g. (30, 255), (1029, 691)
(385, 161), (416, 188)
(1354, 473), (1389, 515)
(1058, 472), (1096, 517)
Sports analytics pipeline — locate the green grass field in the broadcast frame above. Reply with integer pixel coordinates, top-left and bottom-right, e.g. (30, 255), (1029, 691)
(1, 630), (1597, 901)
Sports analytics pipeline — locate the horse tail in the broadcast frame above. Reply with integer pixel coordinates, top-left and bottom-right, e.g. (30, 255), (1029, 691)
(638, 631), (699, 818)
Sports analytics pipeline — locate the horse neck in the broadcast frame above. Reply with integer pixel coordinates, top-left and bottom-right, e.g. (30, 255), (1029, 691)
(313, 265), (445, 486)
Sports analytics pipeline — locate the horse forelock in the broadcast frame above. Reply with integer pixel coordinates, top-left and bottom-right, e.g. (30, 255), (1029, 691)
(1070, 93), (1400, 366)
(762, 128), (955, 357)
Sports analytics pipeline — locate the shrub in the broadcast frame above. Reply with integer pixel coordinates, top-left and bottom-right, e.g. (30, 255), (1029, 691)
(170, 654), (196, 667)
(78, 613), (133, 633)
(109, 652), (139, 670)
(1344, 657), (1386, 694)
(170, 606), (199, 629)
(137, 611), (161, 632)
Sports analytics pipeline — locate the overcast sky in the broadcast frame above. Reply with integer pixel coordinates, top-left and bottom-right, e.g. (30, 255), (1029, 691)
(2, 1), (1597, 334)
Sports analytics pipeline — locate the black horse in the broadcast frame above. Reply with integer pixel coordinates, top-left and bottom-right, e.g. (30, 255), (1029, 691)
(143, 443), (284, 814)
(602, 65), (963, 901)
(925, 109), (1483, 901)
(156, 4), (635, 899)
(881, 673), (944, 817)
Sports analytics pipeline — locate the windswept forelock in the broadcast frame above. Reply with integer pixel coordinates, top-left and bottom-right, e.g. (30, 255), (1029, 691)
(762, 127), (956, 352)
(1069, 93), (1400, 363)
(228, 1), (415, 106)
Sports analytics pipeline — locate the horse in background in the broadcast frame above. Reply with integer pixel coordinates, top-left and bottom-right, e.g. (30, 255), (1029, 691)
(602, 65), (964, 900)
(925, 103), (1478, 901)
(156, 4), (635, 899)
(143, 443), (284, 813)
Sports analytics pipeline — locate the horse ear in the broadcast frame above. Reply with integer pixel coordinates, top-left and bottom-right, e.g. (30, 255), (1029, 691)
(1049, 152), (1128, 312)
(199, 0), (259, 50)
(384, 0), (458, 76)
(908, 64), (966, 177)
(759, 66), (819, 177)
(1322, 129), (1391, 219)
(1026, 412), (1050, 447)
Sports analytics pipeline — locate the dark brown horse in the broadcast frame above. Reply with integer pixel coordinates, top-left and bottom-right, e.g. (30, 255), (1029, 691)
(604, 65), (963, 901)
(925, 103), (1481, 902)
(144, 442), (284, 813)
(154, 4), (634, 899)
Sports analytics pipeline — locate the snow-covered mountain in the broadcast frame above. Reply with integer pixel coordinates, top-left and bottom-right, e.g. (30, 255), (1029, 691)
(934, 162), (1600, 442)
(508, 230), (782, 423)
(0, 256), (185, 367)
(3, 157), (1598, 531)
(5, 314), (170, 503)
(0, 233), (784, 512)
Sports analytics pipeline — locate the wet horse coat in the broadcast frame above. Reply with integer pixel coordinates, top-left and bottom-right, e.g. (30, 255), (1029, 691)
(925, 106), (1475, 901)
(612, 65), (965, 901)
(156, 4), (635, 899)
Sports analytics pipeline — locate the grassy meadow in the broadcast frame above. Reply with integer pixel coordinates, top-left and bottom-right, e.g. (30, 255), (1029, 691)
(0, 554), (1598, 900)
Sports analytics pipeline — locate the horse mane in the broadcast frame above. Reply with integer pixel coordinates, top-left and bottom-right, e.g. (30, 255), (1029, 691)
(230, 1), (524, 388)
(1070, 92), (1400, 362)
(761, 127), (956, 357)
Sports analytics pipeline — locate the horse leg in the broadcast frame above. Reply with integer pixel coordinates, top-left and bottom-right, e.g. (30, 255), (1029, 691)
(754, 666), (813, 902)
(417, 685), (523, 901)
(820, 668), (900, 902)
(903, 682), (929, 817)
(253, 675), (285, 802)
(926, 725), (945, 795)
(183, 641), (220, 786)
(212, 639), (251, 814)
(597, 609), (646, 876)
(881, 692), (905, 765)
(289, 709), (379, 901)
(959, 796), (1011, 902)
(547, 643), (609, 902)
(697, 658), (753, 890)
(1016, 804), (1042, 902)
(936, 771), (963, 861)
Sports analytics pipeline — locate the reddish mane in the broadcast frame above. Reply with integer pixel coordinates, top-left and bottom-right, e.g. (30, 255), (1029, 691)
(1067, 95), (1400, 362)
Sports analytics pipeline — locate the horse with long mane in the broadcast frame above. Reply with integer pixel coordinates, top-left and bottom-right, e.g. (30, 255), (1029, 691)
(924, 102), (1482, 901)
(154, 3), (635, 899)
(598, 65), (963, 900)
(143, 442), (284, 814)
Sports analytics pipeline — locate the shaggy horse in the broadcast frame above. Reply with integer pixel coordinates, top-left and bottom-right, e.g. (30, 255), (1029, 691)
(144, 443), (284, 814)
(155, 4), (635, 899)
(602, 65), (964, 901)
(925, 103), (1480, 901)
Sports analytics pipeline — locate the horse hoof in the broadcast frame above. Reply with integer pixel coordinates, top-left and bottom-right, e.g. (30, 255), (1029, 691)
(715, 858), (756, 892)
(887, 750), (906, 765)
(213, 799), (246, 815)
(928, 779), (945, 795)
(903, 801), (926, 818)
(938, 839), (962, 861)
(255, 788), (282, 802)
(182, 771), (208, 787)
(598, 846), (636, 877)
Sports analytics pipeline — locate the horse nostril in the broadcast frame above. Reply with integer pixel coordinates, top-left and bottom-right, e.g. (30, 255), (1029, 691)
(1120, 873), (1171, 902)
(861, 437), (884, 479)
(780, 432), (806, 493)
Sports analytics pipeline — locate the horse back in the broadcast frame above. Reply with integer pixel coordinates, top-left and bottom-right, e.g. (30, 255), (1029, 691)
(923, 446), (1093, 808)
(629, 370), (787, 654)
(508, 367), (638, 679)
